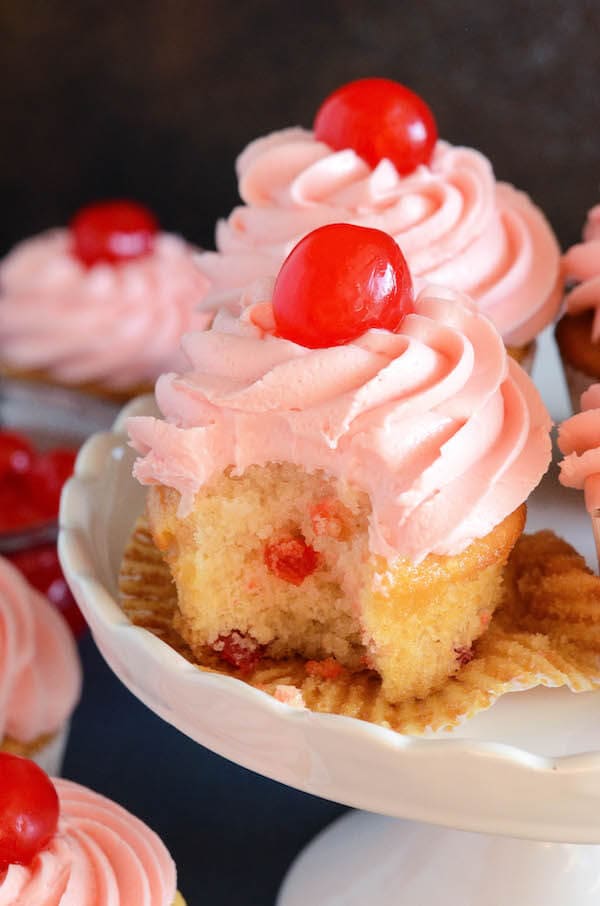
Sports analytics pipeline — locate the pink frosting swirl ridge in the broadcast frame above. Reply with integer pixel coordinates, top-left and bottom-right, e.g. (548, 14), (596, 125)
(0, 557), (81, 744)
(558, 383), (600, 513)
(197, 129), (561, 346)
(0, 779), (178, 905)
(562, 205), (600, 341)
(128, 283), (551, 562)
(0, 230), (209, 390)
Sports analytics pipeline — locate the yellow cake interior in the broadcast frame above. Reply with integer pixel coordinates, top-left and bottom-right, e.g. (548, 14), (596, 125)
(147, 463), (525, 703)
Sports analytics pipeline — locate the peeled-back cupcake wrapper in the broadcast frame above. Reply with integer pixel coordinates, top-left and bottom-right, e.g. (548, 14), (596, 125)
(118, 519), (600, 734)
(562, 359), (597, 413)
(1, 723), (69, 776)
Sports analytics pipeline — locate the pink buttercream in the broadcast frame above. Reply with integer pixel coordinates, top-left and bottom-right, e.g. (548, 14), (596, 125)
(0, 779), (177, 905)
(562, 205), (600, 342)
(558, 383), (600, 513)
(0, 230), (209, 390)
(197, 129), (561, 346)
(128, 284), (552, 562)
(0, 557), (81, 744)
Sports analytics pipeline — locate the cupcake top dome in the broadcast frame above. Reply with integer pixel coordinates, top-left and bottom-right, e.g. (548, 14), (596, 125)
(0, 200), (209, 392)
(129, 224), (551, 563)
(197, 78), (561, 348)
(0, 754), (179, 905)
(0, 556), (81, 745)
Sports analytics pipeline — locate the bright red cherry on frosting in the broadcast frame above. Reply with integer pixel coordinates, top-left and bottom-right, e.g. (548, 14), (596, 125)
(272, 223), (413, 348)
(70, 200), (158, 267)
(0, 753), (59, 869)
(314, 78), (438, 175)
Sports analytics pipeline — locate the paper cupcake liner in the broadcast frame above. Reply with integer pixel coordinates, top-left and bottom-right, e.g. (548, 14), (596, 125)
(173, 893), (187, 906)
(506, 339), (537, 376)
(119, 520), (600, 735)
(1, 722), (70, 776)
(561, 359), (596, 413)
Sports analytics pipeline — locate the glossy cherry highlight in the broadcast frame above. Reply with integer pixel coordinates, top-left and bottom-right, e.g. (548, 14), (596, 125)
(71, 199), (158, 267)
(272, 223), (413, 348)
(0, 754), (59, 869)
(314, 78), (437, 175)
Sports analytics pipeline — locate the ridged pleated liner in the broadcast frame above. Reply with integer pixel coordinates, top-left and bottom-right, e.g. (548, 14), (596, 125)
(119, 519), (600, 734)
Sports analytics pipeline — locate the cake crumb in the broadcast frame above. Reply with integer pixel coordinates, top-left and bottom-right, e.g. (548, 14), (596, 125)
(274, 685), (306, 708)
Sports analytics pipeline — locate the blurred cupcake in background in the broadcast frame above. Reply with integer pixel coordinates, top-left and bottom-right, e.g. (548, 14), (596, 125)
(556, 206), (600, 410)
(0, 557), (81, 775)
(0, 754), (186, 905)
(0, 200), (209, 403)
(198, 77), (561, 371)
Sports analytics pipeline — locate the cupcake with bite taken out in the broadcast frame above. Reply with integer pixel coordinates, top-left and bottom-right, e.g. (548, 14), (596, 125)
(0, 200), (209, 403)
(198, 78), (561, 372)
(0, 556), (81, 775)
(556, 206), (600, 410)
(128, 223), (552, 704)
(0, 753), (185, 905)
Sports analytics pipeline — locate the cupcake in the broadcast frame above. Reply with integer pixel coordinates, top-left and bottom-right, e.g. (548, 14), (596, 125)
(0, 200), (209, 403)
(555, 206), (600, 410)
(198, 78), (561, 370)
(0, 753), (185, 904)
(557, 382), (600, 560)
(0, 555), (81, 774)
(128, 224), (551, 704)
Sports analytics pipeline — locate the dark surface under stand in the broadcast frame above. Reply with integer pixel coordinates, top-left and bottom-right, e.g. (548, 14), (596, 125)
(65, 633), (347, 906)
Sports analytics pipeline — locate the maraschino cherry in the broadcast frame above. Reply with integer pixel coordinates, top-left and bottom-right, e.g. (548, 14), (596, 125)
(272, 223), (413, 348)
(0, 753), (59, 869)
(314, 78), (437, 175)
(71, 199), (158, 267)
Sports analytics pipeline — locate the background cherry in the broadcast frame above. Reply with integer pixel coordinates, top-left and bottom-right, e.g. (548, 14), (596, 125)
(314, 77), (438, 175)
(0, 753), (59, 869)
(272, 223), (413, 348)
(71, 199), (158, 267)
(8, 545), (87, 638)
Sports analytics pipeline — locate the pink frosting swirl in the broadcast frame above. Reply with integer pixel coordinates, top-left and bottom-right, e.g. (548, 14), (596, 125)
(0, 557), (81, 744)
(0, 779), (177, 905)
(0, 230), (209, 390)
(197, 129), (561, 346)
(562, 205), (600, 341)
(558, 383), (600, 512)
(128, 283), (551, 562)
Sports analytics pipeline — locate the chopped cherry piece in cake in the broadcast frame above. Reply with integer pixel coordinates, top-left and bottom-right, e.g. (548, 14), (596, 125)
(212, 631), (264, 674)
(0, 754), (59, 869)
(310, 498), (350, 540)
(264, 535), (320, 585)
(71, 199), (158, 267)
(314, 78), (438, 174)
(306, 657), (345, 680)
(454, 645), (475, 667)
(272, 223), (413, 348)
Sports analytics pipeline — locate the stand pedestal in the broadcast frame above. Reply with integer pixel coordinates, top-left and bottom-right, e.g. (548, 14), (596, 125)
(278, 812), (600, 905)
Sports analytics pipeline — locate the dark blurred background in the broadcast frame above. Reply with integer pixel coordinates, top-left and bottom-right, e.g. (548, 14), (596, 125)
(2, 5), (600, 902)
(2, 0), (600, 257)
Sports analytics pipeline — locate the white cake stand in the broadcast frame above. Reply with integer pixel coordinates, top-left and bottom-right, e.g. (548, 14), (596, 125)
(59, 330), (600, 904)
